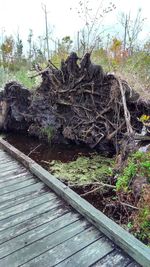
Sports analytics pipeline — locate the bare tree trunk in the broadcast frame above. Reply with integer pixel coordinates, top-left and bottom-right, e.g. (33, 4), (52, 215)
(77, 31), (80, 55)
(123, 14), (128, 52)
(42, 4), (50, 60)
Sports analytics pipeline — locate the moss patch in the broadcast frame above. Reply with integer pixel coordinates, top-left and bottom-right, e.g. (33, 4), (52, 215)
(49, 154), (115, 184)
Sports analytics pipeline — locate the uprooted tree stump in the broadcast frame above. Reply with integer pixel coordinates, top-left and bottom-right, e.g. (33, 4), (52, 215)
(0, 52), (149, 156)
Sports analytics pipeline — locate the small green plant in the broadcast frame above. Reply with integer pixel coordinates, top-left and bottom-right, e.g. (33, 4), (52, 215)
(127, 222), (133, 229)
(133, 206), (150, 245)
(41, 126), (55, 143)
(116, 151), (150, 191)
(116, 161), (137, 191)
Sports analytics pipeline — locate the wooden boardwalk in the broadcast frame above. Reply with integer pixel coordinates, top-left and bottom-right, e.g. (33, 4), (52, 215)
(0, 140), (149, 267)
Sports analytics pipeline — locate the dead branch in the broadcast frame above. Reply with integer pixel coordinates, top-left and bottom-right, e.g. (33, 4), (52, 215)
(120, 201), (139, 210)
(116, 77), (134, 135)
(28, 144), (41, 156)
(80, 186), (102, 196)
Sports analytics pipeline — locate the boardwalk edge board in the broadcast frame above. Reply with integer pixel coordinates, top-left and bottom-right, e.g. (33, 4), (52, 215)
(0, 138), (150, 267)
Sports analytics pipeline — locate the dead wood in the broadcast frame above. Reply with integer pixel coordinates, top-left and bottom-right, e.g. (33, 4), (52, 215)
(0, 52), (149, 156)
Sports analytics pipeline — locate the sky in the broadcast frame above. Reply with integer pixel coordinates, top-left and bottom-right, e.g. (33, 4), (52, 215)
(0, 0), (149, 48)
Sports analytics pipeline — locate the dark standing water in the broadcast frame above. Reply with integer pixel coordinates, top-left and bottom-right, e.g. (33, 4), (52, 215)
(4, 133), (96, 168)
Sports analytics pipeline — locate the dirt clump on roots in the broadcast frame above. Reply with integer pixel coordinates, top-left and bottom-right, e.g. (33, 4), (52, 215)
(1, 52), (149, 156)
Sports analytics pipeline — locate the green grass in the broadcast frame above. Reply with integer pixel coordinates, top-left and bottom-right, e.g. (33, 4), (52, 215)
(0, 67), (39, 89)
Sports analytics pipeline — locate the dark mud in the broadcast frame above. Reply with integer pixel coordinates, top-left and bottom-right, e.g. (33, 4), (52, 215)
(4, 133), (96, 166)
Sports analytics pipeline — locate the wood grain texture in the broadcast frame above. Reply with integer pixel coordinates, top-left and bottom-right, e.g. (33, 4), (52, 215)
(91, 249), (132, 267)
(0, 212), (81, 258)
(0, 178), (37, 196)
(0, 192), (56, 221)
(0, 220), (90, 267)
(30, 162), (150, 267)
(22, 228), (104, 267)
(0, 204), (70, 244)
(0, 168), (29, 180)
(0, 162), (20, 171)
(0, 183), (47, 211)
(0, 182), (45, 203)
(0, 139), (147, 267)
(0, 198), (61, 231)
(0, 171), (31, 183)
(0, 174), (32, 188)
(54, 237), (114, 267)
(127, 263), (141, 267)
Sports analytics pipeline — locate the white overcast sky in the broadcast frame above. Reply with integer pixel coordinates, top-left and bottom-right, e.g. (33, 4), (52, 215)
(0, 0), (149, 45)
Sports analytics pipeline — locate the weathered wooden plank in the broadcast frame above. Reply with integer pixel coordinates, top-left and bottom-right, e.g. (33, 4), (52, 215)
(0, 160), (21, 169)
(0, 139), (148, 267)
(0, 171), (31, 183)
(0, 198), (61, 231)
(0, 175), (32, 189)
(91, 249), (132, 267)
(0, 212), (81, 258)
(0, 220), (90, 267)
(0, 192), (56, 221)
(0, 139), (34, 168)
(0, 204), (70, 244)
(54, 238), (115, 267)
(0, 167), (26, 179)
(0, 165), (22, 175)
(0, 151), (10, 158)
(0, 160), (17, 168)
(29, 163), (150, 267)
(0, 178), (37, 196)
(127, 263), (141, 267)
(0, 150), (6, 154)
(0, 182), (46, 203)
(0, 157), (17, 164)
(0, 183), (47, 211)
(0, 160), (19, 169)
(0, 152), (11, 157)
(22, 227), (105, 267)
(0, 153), (14, 159)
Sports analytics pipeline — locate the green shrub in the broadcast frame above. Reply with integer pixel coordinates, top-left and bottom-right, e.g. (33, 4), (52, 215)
(116, 151), (150, 191)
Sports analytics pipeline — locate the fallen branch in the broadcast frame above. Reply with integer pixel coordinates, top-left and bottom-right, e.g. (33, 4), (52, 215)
(80, 186), (102, 197)
(116, 77), (134, 135)
(28, 144), (41, 156)
(69, 181), (116, 189)
(29, 67), (50, 78)
(134, 135), (150, 141)
(120, 201), (139, 210)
